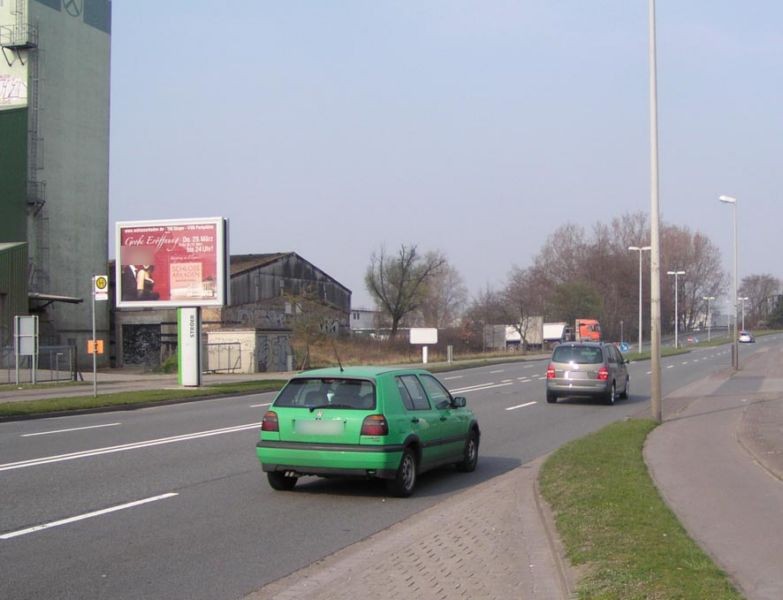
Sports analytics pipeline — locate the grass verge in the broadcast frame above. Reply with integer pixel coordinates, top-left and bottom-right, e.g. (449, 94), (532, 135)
(0, 380), (286, 419)
(539, 419), (741, 599)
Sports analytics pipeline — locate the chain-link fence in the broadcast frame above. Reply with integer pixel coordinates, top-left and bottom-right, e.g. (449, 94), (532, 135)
(1, 345), (76, 384)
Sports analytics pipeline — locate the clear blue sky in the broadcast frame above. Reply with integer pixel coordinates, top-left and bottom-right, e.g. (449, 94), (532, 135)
(109, 2), (783, 308)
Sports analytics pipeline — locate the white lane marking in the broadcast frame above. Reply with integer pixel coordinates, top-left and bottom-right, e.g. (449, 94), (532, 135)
(647, 371), (652, 375)
(0, 422), (263, 473)
(667, 365), (674, 369)
(489, 369), (504, 374)
(517, 377), (531, 382)
(0, 493), (178, 540)
(450, 383), (513, 394)
(506, 401), (537, 411)
(502, 379), (513, 383)
(250, 402), (271, 408)
(523, 365), (534, 369)
(537, 377), (547, 380)
(681, 361), (689, 365)
(443, 375), (463, 381)
(450, 382), (495, 393)
(21, 423), (121, 438)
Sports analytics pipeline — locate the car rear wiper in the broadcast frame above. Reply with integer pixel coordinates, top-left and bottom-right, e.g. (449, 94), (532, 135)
(307, 403), (356, 412)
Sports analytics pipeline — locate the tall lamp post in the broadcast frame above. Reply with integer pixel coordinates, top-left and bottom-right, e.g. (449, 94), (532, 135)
(703, 296), (715, 341)
(667, 270), (685, 348)
(719, 194), (738, 369)
(739, 296), (749, 331)
(629, 245), (651, 353)
(648, 0), (663, 423)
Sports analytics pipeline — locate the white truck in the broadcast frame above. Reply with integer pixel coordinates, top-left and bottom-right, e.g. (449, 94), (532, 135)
(543, 322), (572, 347)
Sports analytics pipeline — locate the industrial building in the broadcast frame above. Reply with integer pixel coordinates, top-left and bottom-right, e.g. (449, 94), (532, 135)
(112, 252), (352, 372)
(0, 0), (111, 364)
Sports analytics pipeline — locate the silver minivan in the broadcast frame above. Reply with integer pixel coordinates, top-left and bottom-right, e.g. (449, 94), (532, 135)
(545, 342), (629, 405)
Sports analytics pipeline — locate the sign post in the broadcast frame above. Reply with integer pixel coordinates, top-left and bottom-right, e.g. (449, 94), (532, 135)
(178, 307), (202, 386)
(409, 328), (438, 364)
(91, 275), (109, 397)
(14, 315), (38, 385)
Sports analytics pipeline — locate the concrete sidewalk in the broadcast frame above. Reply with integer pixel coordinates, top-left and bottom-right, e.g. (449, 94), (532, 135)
(247, 457), (573, 600)
(646, 345), (783, 600)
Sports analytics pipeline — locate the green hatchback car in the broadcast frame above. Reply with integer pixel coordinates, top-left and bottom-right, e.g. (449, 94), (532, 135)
(256, 366), (480, 497)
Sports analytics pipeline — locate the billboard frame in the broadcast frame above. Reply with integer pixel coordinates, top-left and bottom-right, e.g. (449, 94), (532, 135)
(115, 217), (229, 309)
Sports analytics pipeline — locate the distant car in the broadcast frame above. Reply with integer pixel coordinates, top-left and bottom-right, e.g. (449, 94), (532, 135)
(739, 331), (755, 343)
(256, 367), (480, 497)
(546, 342), (629, 405)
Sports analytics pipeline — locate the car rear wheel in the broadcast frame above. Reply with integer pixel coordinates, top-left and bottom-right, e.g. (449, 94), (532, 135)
(267, 471), (297, 491)
(456, 430), (479, 472)
(604, 382), (616, 405)
(387, 448), (417, 497)
(546, 391), (558, 404)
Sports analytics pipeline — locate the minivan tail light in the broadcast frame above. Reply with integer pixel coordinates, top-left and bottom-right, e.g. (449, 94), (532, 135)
(597, 366), (609, 381)
(261, 410), (279, 432)
(361, 414), (388, 436)
(546, 364), (556, 379)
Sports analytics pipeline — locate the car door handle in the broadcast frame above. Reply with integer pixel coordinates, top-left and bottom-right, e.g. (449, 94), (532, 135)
(411, 417), (420, 423)
(440, 416), (448, 422)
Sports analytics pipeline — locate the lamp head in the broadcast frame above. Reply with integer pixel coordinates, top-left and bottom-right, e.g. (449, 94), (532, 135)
(719, 195), (737, 204)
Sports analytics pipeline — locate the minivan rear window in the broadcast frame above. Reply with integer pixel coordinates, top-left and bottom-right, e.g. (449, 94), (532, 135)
(552, 345), (603, 364)
(274, 378), (376, 410)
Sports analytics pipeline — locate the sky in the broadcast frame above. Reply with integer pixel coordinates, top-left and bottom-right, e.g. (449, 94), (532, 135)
(109, 1), (783, 309)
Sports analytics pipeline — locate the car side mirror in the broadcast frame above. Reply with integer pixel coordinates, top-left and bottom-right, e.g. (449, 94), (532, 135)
(451, 396), (466, 408)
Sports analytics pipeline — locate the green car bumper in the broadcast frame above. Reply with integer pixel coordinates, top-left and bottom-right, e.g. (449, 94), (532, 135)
(257, 440), (403, 479)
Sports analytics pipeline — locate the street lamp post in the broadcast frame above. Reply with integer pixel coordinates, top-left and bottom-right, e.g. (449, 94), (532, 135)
(629, 245), (651, 353)
(739, 296), (749, 331)
(719, 194), (738, 368)
(703, 296), (715, 341)
(667, 270), (685, 348)
(648, 0), (663, 423)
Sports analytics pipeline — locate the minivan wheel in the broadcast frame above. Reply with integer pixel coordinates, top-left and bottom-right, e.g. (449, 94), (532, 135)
(267, 471), (297, 491)
(604, 382), (616, 406)
(620, 377), (629, 400)
(456, 430), (479, 472)
(546, 391), (558, 404)
(387, 449), (417, 497)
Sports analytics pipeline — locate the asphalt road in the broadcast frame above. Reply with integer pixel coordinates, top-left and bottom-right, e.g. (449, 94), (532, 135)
(0, 339), (772, 600)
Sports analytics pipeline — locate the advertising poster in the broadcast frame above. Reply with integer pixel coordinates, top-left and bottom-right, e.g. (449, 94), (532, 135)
(115, 217), (229, 308)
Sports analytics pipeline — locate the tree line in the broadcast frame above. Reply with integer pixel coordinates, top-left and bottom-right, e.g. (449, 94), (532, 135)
(364, 212), (783, 346)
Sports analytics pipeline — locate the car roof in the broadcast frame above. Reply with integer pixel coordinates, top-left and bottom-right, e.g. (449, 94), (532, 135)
(293, 366), (430, 379)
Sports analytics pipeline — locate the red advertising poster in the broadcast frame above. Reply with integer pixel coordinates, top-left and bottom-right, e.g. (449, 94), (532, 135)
(116, 218), (227, 307)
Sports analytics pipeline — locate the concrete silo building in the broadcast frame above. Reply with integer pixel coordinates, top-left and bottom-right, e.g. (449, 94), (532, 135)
(0, 0), (111, 364)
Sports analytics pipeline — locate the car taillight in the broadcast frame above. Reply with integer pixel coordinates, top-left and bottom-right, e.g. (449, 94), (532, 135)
(546, 364), (556, 379)
(597, 366), (609, 381)
(361, 414), (388, 436)
(261, 410), (279, 432)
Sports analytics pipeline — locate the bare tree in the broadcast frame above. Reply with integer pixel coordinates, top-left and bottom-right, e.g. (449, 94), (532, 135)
(365, 244), (447, 340)
(739, 274), (780, 328)
(415, 262), (468, 328)
(284, 284), (342, 369)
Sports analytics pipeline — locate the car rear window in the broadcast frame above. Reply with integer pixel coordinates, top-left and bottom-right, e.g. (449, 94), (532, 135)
(274, 378), (376, 410)
(552, 345), (603, 364)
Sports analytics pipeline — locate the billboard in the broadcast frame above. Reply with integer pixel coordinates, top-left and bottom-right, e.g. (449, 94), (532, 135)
(115, 217), (229, 308)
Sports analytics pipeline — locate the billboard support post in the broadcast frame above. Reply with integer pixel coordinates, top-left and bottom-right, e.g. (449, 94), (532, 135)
(178, 307), (202, 387)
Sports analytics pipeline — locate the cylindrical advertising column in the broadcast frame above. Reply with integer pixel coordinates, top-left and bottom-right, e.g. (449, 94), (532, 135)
(178, 307), (202, 387)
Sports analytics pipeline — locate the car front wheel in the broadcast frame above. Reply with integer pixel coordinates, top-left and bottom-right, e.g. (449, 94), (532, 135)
(456, 430), (479, 472)
(620, 377), (629, 400)
(604, 382), (616, 405)
(387, 448), (417, 497)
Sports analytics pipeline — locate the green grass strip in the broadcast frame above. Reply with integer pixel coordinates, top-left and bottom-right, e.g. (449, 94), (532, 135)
(0, 380), (285, 418)
(539, 419), (742, 599)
